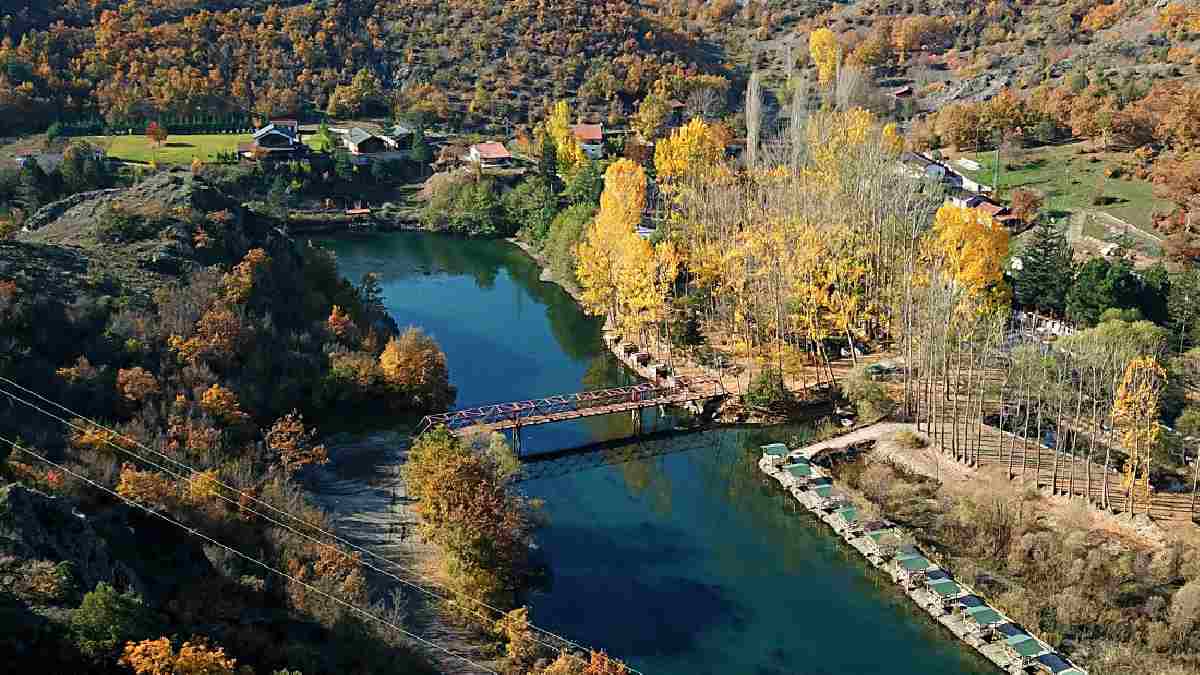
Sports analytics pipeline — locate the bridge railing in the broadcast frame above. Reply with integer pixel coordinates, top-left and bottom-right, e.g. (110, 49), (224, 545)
(417, 377), (720, 436)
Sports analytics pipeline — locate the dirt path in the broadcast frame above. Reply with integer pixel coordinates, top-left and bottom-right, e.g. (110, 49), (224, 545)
(307, 432), (499, 674)
(800, 421), (1188, 551)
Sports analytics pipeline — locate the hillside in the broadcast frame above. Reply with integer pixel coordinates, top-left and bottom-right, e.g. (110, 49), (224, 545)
(0, 171), (453, 673)
(0, 0), (727, 132)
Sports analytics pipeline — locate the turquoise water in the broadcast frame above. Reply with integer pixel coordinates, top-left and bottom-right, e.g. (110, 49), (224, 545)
(318, 232), (994, 675)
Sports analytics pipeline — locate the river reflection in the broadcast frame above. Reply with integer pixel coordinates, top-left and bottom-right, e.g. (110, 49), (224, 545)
(316, 232), (994, 675)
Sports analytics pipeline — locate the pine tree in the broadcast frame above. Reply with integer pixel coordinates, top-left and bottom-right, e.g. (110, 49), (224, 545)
(1013, 218), (1073, 315)
(409, 125), (431, 168)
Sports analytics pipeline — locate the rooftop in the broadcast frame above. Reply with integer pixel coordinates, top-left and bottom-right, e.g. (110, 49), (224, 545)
(572, 123), (603, 143)
(761, 443), (789, 456)
(965, 606), (1004, 626)
(472, 141), (511, 160)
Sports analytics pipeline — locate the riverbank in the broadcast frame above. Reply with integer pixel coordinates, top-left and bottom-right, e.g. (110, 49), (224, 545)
(307, 432), (500, 675)
(757, 427), (1089, 675)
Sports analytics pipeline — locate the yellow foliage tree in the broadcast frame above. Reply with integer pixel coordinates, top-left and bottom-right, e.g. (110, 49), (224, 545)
(928, 203), (1010, 305)
(378, 328), (453, 409)
(576, 160), (647, 326)
(809, 28), (841, 86)
(654, 118), (728, 185)
(1113, 356), (1165, 513)
(116, 464), (178, 508)
(547, 100), (585, 175)
(881, 122), (904, 155)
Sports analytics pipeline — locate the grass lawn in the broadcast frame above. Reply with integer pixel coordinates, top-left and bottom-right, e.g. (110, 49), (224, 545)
(951, 142), (1173, 235)
(85, 133), (252, 165)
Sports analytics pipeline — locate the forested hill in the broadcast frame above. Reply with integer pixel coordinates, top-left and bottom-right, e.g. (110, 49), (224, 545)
(0, 0), (797, 132)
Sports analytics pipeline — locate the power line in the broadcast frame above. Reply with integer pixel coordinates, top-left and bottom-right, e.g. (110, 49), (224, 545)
(0, 377), (629, 673)
(0, 434), (498, 675)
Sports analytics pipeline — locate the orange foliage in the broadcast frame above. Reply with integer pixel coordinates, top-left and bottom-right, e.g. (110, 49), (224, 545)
(69, 420), (120, 453)
(0, 279), (16, 312)
(169, 306), (246, 366)
(56, 355), (99, 383)
(116, 463), (178, 508)
(117, 367), (160, 403)
(326, 304), (355, 341)
(199, 384), (249, 425)
(1082, 2), (1123, 31)
(265, 410), (328, 474)
(221, 248), (269, 304)
(120, 636), (239, 675)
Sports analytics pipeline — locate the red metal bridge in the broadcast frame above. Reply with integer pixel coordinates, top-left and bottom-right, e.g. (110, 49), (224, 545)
(416, 377), (725, 438)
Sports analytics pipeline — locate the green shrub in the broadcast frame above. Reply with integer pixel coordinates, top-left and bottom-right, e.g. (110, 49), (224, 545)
(70, 582), (158, 663)
(744, 371), (792, 409)
(841, 365), (895, 419)
(95, 206), (162, 243)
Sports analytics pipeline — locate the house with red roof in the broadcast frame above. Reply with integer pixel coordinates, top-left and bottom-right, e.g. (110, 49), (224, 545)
(571, 124), (605, 159)
(465, 141), (512, 168)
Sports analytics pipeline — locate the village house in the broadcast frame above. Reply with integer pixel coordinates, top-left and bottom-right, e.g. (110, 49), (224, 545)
(465, 141), (513, 168)
(340, 127), (406, 165)
(571, 123), (604, 159)
(241, 120), (304, 159)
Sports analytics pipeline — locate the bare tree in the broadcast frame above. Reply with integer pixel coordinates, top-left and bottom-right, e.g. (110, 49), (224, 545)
(745, 71), (762, 171)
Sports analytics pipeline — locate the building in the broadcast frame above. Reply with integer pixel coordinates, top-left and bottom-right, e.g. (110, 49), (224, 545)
(571, 123), (605, 159)
(241, 121), (304, 159)
(339, 127), (405, 165)
(466, 142), (513, 168)
(1002, 632), (1047, 665)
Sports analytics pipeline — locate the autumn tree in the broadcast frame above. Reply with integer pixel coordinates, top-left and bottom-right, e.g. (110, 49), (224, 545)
(379, 328), (455, 410)
(577, 160), (646, 325)
(120, 636), (240, 675)
(928, 203), (1010, 306)
(402, 428), (532, 611)
(1113, 356), (1166, 514)
(547, 100), (585, 175)
(631, 79), (672, 141)
(265, 410), (328, 474)
(199, 384), (249, 425)
(116, 367), (159, 404)
(809, 28), (841, 86)
(654, 118), (728, 186)
(145, 121), (168, 148)
(1008, 189), (1044, 224)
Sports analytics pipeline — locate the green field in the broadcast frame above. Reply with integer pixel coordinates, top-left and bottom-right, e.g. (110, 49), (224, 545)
(86, 133), (252, 165)
(954, 143), (1173, 234)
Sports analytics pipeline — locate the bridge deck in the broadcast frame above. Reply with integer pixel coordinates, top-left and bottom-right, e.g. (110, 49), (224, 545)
(417, 377), (724, 437)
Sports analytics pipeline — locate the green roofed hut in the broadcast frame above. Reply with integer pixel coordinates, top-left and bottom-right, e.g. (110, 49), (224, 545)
(897, 554), (932, 585)
(784, 462), (813, 477)
(965, 605), (1004, 628)
(926, 578), (963, 608)
(1004, 634), (1045, 661)
(761, 443), (789, 467)
(834, 506), (860, 533)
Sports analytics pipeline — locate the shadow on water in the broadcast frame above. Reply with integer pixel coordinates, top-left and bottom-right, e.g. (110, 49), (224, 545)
(314, 233), (999, 675)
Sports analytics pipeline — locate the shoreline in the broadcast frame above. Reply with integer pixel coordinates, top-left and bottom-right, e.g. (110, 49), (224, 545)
(757, 423), (1089, 675)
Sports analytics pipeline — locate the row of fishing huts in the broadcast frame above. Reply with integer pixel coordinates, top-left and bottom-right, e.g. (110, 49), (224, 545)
(758, 442), (1087, 675)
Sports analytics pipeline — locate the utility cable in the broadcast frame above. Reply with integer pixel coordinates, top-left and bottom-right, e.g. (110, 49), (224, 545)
(0, 377), (633, 673)
(0, 434), (499, 675)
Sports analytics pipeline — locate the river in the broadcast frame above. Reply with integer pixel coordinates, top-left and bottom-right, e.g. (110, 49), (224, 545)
(315, 231), (994, 675)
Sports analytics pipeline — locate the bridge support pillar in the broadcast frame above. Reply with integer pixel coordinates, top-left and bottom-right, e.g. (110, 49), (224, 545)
(631, 409), (643, 436)
(513, 425), (522, 457)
